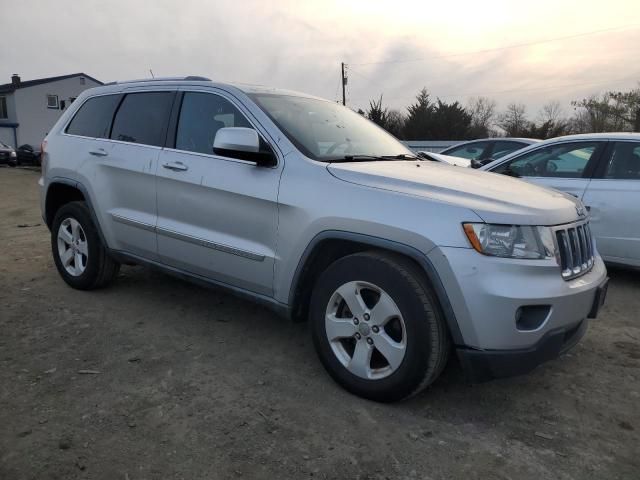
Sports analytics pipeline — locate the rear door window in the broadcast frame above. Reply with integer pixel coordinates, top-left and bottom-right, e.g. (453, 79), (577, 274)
(66, 95), (120, 138)
(603, 142), (640, 179)
(443, 141), (491, 160)
(110, 92), (175, 147)
(490, 141), (529, 159)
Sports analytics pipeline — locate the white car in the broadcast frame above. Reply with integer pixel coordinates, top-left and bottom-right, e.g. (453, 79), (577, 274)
(417, 151), (471, 167)
(483, 133), (640, 268)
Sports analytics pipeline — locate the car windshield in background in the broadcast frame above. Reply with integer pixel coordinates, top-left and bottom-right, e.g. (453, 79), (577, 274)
(249, 94), (413, 161)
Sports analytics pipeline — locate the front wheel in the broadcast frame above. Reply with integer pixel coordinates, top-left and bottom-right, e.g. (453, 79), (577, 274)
(310, 251), (450, 402)
(51, 201), (120, 290)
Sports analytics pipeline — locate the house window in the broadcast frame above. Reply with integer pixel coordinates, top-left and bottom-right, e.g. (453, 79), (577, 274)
(47, 94), (59, 109)
(0, 96), (7, 119)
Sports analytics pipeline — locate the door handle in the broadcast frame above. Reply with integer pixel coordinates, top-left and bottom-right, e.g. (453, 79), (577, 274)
(162, 161), (188, 172)
(89, 149), (108, 157)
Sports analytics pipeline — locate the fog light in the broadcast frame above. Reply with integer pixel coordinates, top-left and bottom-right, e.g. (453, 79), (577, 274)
(515, 305), (551, 331)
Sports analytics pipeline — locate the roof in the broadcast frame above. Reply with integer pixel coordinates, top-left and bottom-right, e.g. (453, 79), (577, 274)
(546, 132), (640, 141)
(0, 73), (103, 94)
(85, 77), (326, 103)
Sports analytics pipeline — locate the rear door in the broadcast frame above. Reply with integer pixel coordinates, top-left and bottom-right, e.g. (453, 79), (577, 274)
(155, 89), (282, 295)
(582, 140), (640, 266)
(490, 140), (607, 199)
(102, 90), (175, 260)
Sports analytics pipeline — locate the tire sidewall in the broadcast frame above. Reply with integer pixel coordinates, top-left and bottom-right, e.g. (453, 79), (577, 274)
(310, 253), (442, 402)
(51, 202), (103, 290)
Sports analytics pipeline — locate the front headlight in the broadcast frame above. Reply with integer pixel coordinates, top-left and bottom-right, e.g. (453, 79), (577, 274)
(463, 223), (556, 259)
(10, 151), (16, 158)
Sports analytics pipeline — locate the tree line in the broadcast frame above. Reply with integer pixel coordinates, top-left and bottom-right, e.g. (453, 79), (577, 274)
(357, 84), (640, 140)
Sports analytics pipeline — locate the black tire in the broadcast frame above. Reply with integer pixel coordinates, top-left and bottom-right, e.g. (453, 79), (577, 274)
(51, 201), (120, 290)
(310, 251), (450, 402)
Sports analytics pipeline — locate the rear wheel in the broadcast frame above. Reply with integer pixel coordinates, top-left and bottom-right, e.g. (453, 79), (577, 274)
(310, 251), (450, 402)
(51, 201), (120, 290)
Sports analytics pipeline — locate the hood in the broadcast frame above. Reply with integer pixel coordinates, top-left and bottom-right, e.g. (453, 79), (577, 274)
(327, 160), (584, 225)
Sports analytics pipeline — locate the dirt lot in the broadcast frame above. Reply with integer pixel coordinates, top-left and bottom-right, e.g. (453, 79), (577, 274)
(0, 167), (638, 480)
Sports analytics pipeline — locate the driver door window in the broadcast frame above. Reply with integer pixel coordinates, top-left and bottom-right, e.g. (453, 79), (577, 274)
(176, 92), (253, 155)
(502, 142), (600, 178)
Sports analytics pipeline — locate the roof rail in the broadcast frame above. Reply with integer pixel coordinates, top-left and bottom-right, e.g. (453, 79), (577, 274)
(104, 76), (212, 85)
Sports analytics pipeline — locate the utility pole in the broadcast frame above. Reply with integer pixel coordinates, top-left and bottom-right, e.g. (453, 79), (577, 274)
(341, 62), (347, 106)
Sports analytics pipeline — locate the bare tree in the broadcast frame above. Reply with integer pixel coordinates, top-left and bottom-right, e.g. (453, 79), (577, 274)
(533, 100), (569, 138)
(497, 103), (529, 136)
(467, 96), (496, 137)
(385, 109), (406, 138)
(538, 101), (564, 125)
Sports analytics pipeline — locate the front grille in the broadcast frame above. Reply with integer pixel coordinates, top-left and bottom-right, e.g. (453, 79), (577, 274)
(555, 222), (594, 280)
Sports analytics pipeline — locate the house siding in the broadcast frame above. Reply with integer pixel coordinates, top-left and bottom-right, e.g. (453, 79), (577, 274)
(12, 76), (101, 147)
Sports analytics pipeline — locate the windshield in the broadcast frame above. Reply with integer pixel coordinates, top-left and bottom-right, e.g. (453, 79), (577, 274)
(249, 93), (413, 161)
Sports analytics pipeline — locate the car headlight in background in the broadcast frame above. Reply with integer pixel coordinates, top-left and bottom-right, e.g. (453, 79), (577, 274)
(10, 151), (16, 158)
(463, 223), (556, 259)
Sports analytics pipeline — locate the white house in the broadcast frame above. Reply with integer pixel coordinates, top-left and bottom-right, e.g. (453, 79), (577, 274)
(0, 73), (102, 148)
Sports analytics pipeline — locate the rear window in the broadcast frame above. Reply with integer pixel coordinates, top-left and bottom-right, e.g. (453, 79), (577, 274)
(110, 92), (174, 147)
(66, 95), (120, 138)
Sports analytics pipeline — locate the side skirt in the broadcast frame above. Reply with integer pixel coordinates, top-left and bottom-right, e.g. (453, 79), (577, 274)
(108, 249), (292, 320)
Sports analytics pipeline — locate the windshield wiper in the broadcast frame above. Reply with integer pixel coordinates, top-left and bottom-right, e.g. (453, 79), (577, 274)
(326, 153), (419, 163)
(380, 154), (421, 160)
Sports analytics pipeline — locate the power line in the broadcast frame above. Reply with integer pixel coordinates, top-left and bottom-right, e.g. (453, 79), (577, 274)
(350, 24), (640, 67)
(349, 74), (640, 104)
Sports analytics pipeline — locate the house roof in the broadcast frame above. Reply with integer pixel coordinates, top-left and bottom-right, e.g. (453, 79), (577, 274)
(0, 73), (103, 94)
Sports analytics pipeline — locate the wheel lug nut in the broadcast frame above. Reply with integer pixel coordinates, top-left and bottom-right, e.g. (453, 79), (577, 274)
(363, 313), (370, 321)
(372, 326), (379, 333)
(353, 318), (359, 325)
(366, 338), (373, 345)
(355, 333), (361, 340)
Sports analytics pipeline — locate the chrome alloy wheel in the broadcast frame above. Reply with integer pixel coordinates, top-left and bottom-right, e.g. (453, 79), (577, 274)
(325, 281), (407, 380)
(57, 218), (88, 276)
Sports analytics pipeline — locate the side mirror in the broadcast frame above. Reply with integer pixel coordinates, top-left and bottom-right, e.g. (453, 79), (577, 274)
(213, 127), (276, 167)
(470, 159), (482, 169)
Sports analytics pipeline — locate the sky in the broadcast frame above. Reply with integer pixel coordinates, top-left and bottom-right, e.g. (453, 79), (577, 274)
(1, 0), (639, 118)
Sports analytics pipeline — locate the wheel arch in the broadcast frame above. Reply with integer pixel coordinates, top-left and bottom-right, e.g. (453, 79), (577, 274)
(45, 178), (109, 247)
(288, 231), (464, 345)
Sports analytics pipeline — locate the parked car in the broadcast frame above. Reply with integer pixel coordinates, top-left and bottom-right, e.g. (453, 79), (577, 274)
(482, 133), (640, 268)
(39, 77), (608, 402)
(0, 141), (17, 166)
(440, 138), (540, 166)
(417, 151), (471, 167)
(16, 144), (41, 166)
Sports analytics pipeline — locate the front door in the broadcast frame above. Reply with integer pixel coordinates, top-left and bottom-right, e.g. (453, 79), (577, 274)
(492, 140), (607, 200)
(155, 90), (281, 296)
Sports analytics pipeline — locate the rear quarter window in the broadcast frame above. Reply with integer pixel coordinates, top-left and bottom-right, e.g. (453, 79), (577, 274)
(65, 95), (121, 138)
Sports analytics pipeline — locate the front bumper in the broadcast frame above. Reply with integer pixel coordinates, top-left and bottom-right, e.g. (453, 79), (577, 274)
(427, 246), (608, 379)
(457, 317), (588, 382)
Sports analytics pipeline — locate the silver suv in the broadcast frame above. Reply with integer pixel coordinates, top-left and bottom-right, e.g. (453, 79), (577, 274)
(39, 77), (608, 402)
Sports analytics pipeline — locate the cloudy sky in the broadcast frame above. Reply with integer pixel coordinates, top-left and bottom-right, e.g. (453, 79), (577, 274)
(2, 0), (639, 117)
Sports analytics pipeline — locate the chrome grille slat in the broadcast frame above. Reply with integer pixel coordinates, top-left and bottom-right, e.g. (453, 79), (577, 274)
(555, 220), (594, 280)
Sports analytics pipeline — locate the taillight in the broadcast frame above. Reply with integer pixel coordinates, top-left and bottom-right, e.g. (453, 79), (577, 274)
(40, 139), (47, 170)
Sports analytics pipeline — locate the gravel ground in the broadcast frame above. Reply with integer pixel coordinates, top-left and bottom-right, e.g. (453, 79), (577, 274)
(0, 167), (639, 480)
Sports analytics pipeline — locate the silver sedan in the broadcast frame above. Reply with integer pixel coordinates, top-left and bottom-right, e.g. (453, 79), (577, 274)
(482, 133), (640, 268)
